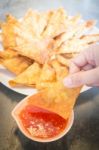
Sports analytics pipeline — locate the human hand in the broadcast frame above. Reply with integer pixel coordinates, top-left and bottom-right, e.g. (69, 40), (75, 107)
(63, 44), (99, 87)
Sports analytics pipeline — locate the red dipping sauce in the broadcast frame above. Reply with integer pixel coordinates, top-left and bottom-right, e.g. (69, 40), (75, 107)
(19, 105), (68, 139)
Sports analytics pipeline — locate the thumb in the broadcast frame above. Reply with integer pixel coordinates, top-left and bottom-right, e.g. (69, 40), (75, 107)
(63, 67), (99, 88)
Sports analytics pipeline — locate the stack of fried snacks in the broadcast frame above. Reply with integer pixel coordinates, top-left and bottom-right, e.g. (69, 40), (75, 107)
(0, 8), (99, 119)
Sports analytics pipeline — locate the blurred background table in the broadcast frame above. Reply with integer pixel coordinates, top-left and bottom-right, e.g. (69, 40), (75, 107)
(0, 0), (99, 150)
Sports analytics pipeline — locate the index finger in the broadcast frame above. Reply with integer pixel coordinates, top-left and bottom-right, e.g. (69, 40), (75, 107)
(69, 53), (87, 74)
(69, 44), (97, 74)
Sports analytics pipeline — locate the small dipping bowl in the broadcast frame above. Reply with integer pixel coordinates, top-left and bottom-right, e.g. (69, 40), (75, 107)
(12, 105), (74, 143)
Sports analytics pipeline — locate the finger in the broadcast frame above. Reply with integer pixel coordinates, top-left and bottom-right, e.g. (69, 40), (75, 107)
(69, 62), (94, 73)
(69, 61), (80, 73)
(69, 52), (88, 74)
(69, 44), (97, 74)
(69, 59), (94, 73)
(63, 67), (99, 88)
(82, 64), (94, 71)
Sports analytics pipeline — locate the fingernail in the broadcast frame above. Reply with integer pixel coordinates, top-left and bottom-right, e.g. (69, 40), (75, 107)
(63, 77), (73, 87)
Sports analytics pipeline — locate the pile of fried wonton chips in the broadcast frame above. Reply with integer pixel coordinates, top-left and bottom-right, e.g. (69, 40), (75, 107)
(0, 8), (99, 119)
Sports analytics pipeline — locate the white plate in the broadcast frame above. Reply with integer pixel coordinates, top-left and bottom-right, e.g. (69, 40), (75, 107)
(0, 26), (99, 95)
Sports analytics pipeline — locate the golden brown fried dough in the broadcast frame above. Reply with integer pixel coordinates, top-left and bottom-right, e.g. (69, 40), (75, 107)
(1, 14), (19, 49)
(9, 63), (41, 86)
(1, 56), (33, 75)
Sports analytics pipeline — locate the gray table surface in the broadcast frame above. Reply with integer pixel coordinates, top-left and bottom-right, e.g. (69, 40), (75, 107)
(0, 0), (99, 150)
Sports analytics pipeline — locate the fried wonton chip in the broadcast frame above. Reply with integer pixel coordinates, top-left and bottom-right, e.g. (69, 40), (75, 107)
(57, 39), (87, 54)
(15, 38), (54, 64)
(36, 59), (68, 89)
(9, 62), (41, 87)
(57, 34), (99, 54)
(22, 9), (53, 38)
(27, 81), (81, 119)
(51, 59), (68, 80)
(56, 54), (71, 67)
(62, 53), (77, 59)
(1, 14), (19, 49)
(39, 63), (56, 82)
(42, 8), (67, 38)
(80, 34), (99, 44)
(56, 53), (79, 67)
(0, 49), (18, 59)
(0, 56), (33, 75)
(73, 20), (96, 38)
(54, 20), (96, 50)
(14, 9), (53, 46)
(36, 63), (56, 90)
